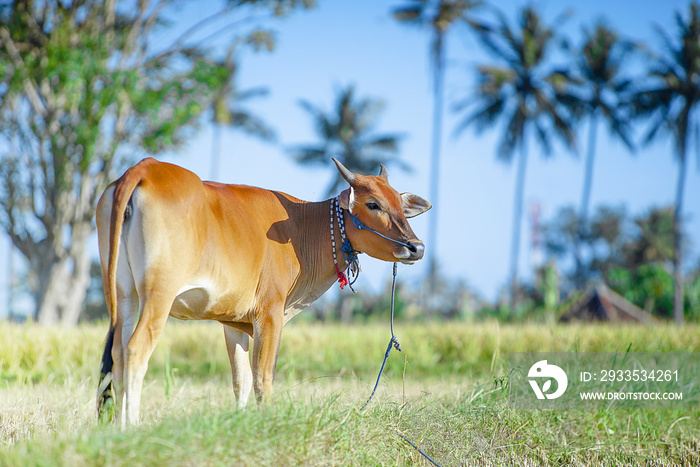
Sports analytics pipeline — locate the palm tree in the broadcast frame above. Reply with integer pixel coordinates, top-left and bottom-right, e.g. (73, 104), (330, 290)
(392, 0), (482, 285)
(290, 85), (406, 196)
(632, 2), (700, 324)
(559, 23), (636, 288)
(210, 56), (276, 180)
(453, 5), (576, 305)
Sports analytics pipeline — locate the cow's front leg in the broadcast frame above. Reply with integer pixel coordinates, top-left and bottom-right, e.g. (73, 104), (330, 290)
(251, 310), (283, 403)
(223, 324), (253, 409)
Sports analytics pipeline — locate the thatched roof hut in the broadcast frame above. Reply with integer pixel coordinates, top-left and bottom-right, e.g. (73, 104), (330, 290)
(559, 284), (655, 323)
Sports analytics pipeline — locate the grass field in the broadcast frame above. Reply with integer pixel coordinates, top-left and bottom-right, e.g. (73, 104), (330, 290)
(1, 320), (699, 466)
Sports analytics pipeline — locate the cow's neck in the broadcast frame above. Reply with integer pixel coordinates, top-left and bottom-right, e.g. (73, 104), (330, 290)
(284, 198), (355, 317)
(301, 197), (355, 287)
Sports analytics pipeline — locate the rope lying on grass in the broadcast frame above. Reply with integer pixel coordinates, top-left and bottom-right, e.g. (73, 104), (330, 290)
(359, 262), (443, 467)
(359, 261), (401, 412)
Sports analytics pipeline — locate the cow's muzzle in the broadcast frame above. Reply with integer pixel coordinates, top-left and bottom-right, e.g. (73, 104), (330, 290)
(394, 241), (425, 264)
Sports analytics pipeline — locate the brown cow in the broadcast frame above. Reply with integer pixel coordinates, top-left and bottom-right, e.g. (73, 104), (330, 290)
(95, 157), (430, 426)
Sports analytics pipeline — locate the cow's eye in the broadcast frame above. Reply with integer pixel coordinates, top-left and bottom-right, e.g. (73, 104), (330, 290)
(366, 202), (381, 211)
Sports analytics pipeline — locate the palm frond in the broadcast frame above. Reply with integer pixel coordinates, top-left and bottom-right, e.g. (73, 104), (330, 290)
(474, 28), (518, 65)
(653, 22), (686, 77)
(298, 99), (325, 121)
(554, 86), (587, 120)
(497, 105), (526, 161)
(298, 99), (336, 140)
(364, 134), (403, 152)
(232, 112), (276, 142)
(472, 7), (520, 65)
(293, 85), (406, 183)
(494, 7), (518, 55)
(612, 77), (634, 94)
(632, 87), (674, 116)
(325, 174), (349, 198)
(641, 105), (671, 147)
(457, 3), (579, 161)
(534, 89), (576, 152)
(607, 113), (635, 152)
(475, 65), (516, 96)
(392, 4), (425, 25)
(453, 96), (506, 138)
(354, 99), (386, 134)
(533, 120), (552, 157)
(235, 87), (270, 101)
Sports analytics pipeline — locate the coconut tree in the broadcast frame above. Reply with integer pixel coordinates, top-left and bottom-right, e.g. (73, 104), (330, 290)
(453, 5), (576, 305)
(632, 2), (700, 324)
(559, 23), (636, 288)
(391, 0), (482, 285)
(209, 47), (276, 180)
(289, 85), (406, 196)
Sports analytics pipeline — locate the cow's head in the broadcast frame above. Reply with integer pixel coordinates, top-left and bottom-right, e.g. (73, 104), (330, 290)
(334, 158), (431, 264)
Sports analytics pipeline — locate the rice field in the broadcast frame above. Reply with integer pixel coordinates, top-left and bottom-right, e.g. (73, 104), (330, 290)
(1, 320), (699, 465)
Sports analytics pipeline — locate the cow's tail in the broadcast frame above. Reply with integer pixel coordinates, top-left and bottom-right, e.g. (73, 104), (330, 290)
(97, 326), (116, 421)
(97, 160), (150, 421)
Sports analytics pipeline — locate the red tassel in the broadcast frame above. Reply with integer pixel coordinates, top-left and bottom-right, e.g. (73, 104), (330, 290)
(335, 265), (349, 289)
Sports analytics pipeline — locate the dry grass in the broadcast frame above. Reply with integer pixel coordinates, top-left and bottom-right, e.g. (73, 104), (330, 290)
(1, 321), (699, 465)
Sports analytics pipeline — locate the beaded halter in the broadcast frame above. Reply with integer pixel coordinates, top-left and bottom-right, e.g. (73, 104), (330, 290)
(330, 196), (361, 292)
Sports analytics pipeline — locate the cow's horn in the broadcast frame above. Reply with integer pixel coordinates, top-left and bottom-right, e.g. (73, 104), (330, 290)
(378, 164), (388, 179)
(333, 158), (356, 185)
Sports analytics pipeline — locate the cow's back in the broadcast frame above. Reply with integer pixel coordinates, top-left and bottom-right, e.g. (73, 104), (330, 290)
(97, 158), (314, 329)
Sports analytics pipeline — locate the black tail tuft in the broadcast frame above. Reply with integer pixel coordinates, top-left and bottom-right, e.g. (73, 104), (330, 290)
(97, 326), (115, 421)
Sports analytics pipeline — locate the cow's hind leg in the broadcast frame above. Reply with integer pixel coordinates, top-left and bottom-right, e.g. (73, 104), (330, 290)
(223, 325), (253, 409)
(97, 243), (138, 425)
(113, 287), (138, 426)
(123, 286), (176, 426)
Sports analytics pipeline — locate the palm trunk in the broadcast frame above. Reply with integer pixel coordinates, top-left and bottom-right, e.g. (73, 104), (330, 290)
(671, 106), (691, 325)
(672, 146), (688, 325)
(210, 123), (223, 181)
(509, 134), (529, 307)
(576, 113), (598, 289)
(426, 32), (445, 292)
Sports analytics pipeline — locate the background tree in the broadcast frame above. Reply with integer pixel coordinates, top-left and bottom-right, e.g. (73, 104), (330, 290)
(0, 0), (311, 326)
(454, 5), (576, 305)
(543, 203), (686, 318)
(607, 207), (679, 319)
(289, 85), (406, 197)
(543, 204), (629, 292)
(632, 2), (700, 323)
(209, 39), (277, 180)
(391, 0), (482, 287)
(558, 22), (635, 288)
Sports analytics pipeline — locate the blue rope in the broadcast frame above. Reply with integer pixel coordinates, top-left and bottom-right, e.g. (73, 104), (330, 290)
(359, 262), (443, 467)
(335, 207), (413, 293)
(395, 431), (443, 467)
(361, 262), (400, 411)
(349, 212), (413, 249)
(340, 238), (361, 290)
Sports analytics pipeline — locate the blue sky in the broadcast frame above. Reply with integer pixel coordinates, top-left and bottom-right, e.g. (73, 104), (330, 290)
(2, 0), (699, 315)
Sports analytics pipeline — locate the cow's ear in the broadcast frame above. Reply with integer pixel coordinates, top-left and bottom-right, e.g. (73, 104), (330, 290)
(338, 187), (355, 213)
(401, 193), (431, 218)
